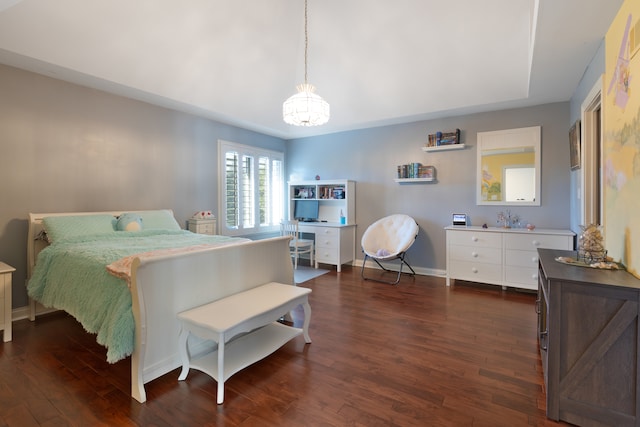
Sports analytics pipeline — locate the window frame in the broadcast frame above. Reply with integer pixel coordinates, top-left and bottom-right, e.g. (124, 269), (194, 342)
(218, 140), (284, 237)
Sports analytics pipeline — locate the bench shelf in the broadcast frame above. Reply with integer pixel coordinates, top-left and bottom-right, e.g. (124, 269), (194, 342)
(177, 282), (312, 404)
(188, 322), (302, 384)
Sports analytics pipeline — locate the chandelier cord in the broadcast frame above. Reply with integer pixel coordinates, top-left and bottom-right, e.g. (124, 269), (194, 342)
(303, 0), (308, 84)
(282, 0), (329, 126)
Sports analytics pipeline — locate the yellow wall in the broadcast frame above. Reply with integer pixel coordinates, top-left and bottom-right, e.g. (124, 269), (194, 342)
(603, 0), (640, 277)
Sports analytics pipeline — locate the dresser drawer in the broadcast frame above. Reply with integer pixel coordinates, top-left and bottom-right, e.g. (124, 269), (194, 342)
(315, 248), (338, 263)
(505, 266), (538, 289)
(315, 227), (339, 238)
(505, 249), (539, 268)
(197, 224), (215, 234)
(504, 233), (572, 251)
(448, 260), (503, 284)
(449, 244), (501, 264)
(188, 220), (216, 235)
(448, 230), (502, 248)
(315, 230), (339, 249)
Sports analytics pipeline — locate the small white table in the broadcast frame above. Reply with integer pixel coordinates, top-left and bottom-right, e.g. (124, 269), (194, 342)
(177, 282), (312, 404)
(0, 262), (15, 342)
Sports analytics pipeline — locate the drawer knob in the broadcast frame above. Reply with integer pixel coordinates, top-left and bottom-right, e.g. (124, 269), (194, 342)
(472, 236), (479, 242)
(532, 273), (538, 280)
(532, 240), (540, 246)
(531, 256), (538, 263)
(472, 252), (478, 258)
(472, 267), (478, 273)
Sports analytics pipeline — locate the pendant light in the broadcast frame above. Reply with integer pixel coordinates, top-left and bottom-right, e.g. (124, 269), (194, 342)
(283, 0), (330, 126)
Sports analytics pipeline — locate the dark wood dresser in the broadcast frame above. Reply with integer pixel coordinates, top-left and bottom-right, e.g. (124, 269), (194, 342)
(537, 249), (640, 426)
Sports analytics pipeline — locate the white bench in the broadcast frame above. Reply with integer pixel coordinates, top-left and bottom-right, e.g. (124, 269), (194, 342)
(177, 282), (312, 404)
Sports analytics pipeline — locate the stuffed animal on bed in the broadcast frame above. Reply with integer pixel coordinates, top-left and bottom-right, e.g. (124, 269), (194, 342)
(116, 213), (143, 232)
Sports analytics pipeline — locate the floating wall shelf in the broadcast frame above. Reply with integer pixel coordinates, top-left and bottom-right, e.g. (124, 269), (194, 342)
(422, 144), (465, 152)
(394, 177), (435, 184)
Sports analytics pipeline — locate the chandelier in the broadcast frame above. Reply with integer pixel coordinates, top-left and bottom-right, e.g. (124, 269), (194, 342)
(283, 0), (330, 126)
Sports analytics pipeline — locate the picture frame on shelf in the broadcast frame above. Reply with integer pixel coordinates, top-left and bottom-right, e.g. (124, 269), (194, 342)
(295, 186), (315, 199)
(421, 165), (434, 179)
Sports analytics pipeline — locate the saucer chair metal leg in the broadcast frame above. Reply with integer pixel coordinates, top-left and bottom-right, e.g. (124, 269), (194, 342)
(361, 252), (415, 285)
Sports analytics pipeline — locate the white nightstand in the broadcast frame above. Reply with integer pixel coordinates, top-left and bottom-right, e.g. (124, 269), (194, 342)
(188, 218), (216, 235)
(0, 262), (15, 342)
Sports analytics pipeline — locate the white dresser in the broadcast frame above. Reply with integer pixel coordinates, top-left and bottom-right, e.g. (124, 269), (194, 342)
(445, 226), (574, 290)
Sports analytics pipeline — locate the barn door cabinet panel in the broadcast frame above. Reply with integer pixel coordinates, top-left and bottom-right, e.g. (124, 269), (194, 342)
(537, 249), (640, 426)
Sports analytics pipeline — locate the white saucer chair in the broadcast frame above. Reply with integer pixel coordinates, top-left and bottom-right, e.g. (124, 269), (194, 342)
(281, 220), (314, 269)
(361, 214), (419, 285)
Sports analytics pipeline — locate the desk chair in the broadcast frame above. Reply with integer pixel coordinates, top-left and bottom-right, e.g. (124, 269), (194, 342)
(281, 220), (314, 269)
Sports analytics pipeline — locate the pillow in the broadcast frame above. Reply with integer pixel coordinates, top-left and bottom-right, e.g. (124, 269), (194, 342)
(376, 248), (391, 257)
(42, 214), (116, 243)
(116, 213), (143, 232)
(136, 210), (181, 230)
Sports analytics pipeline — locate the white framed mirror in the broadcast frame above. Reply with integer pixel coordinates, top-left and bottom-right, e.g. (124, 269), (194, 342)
(477, 126), (541, 206)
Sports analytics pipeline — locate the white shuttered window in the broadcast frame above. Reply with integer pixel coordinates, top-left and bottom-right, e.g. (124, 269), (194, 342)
(218, 140), (284, 236)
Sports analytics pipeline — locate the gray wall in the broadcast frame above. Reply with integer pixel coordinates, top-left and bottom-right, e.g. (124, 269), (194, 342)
(0, 64), (285, 310)
(286, 102), (571, 274)
(0, 60), (578, 315)
(570, 39), (605, 125)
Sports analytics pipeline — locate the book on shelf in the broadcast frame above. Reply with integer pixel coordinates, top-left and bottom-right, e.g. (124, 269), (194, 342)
(318, 186), (345, 199)
(396, 163), (434, 179)
(426, 128), (461, 147)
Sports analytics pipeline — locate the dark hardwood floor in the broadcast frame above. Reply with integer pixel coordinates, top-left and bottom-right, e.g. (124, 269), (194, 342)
(0, 265), (569, 426)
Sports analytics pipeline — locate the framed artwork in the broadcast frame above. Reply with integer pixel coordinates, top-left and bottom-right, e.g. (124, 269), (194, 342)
(569, 120), (581, 170)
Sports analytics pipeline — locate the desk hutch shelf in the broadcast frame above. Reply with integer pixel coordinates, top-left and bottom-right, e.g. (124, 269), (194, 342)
(288, 180), (355, 225)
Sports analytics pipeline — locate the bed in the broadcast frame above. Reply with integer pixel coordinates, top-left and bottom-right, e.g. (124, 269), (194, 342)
(27, 210), (295, 403)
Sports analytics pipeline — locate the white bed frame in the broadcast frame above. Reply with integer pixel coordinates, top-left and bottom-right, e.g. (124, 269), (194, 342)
(27, 211), (295, 403)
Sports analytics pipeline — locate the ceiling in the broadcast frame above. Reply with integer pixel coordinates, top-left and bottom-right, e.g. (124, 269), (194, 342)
(0, 0), (624, 139)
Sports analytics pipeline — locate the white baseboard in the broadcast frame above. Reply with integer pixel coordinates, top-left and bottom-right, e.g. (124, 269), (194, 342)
(351, 258), (446, 279)
(12, 304), (59, 322)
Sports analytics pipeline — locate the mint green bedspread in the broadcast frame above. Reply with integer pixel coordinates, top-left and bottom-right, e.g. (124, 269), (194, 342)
(27, 230), (244, 363)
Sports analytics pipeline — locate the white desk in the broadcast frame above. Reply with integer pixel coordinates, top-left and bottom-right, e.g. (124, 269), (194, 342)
(298, 222), (356, 272)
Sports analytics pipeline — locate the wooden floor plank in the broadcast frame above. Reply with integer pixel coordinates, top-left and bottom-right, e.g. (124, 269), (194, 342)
(0, 266), (570, 426)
